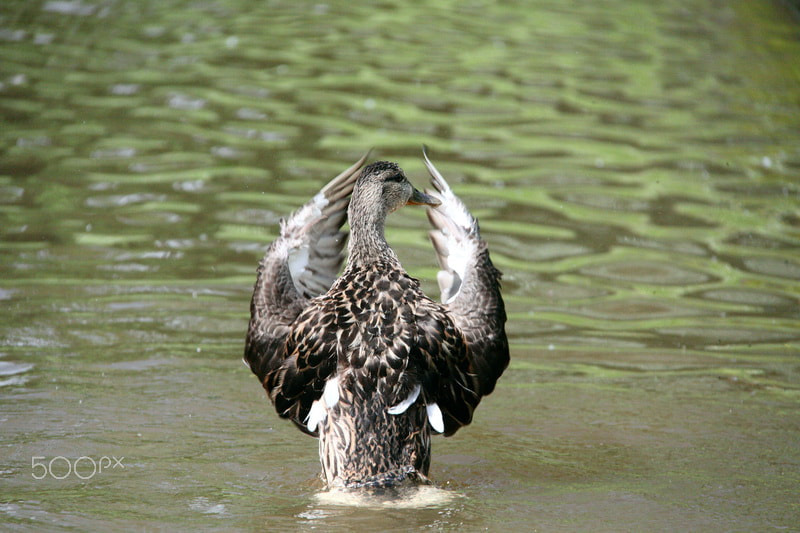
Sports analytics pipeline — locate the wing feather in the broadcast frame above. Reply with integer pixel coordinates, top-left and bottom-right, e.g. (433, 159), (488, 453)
(244, 153), (369, 434)
(422, 147), (509, 412)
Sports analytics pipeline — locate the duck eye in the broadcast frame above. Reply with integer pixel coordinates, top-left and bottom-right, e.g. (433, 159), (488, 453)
(385, 173), (405, 183)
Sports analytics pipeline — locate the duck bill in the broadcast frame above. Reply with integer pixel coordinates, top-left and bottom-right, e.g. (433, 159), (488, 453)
(408, 188), (441, 207)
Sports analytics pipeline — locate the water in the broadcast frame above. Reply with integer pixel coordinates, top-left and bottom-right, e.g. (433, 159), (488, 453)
(1, 0), (799, 529)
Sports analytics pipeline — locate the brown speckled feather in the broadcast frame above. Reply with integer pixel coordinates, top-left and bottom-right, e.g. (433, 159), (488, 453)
(244, 153), (369, 435)
(423, 147), (509, 435)
(245, 152), (508, 488)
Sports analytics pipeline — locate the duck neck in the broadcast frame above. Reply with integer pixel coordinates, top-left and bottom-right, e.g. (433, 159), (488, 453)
(346, 201), (398, 269)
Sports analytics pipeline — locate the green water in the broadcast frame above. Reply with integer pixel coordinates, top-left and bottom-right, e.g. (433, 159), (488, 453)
(1, 0), (799, 530)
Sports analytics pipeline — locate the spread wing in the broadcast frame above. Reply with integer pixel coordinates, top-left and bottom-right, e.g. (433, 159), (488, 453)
(244, 153), (369, 434)
(423, 147), (509, 416)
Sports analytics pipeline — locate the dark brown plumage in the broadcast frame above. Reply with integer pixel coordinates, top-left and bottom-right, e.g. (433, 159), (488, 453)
(244, 148), (508, 488)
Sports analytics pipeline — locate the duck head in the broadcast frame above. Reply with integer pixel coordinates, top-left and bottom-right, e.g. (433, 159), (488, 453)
(346, 160), (440, 266)
(352, 161), (440, 216)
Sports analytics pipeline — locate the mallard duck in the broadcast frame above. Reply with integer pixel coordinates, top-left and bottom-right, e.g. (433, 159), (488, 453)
(244, 148), (508, 489)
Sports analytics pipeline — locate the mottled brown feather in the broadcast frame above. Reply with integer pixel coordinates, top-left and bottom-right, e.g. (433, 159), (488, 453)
(245, 151), (508, 487)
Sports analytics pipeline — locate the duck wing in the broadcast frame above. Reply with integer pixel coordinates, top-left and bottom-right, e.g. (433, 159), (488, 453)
(422, 148), (509, 431)
(244, 153), (369, 434)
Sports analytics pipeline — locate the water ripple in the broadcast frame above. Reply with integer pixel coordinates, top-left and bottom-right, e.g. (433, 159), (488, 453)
(579, 260), (713, 285)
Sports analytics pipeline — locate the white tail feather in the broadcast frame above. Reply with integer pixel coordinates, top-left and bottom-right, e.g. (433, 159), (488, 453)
(305, 399), (326, 432)
(306, 376), (340, 432)
(426, 403), (444, 433)
(387, 383), (421, 415)
(323, 376), (340, 408)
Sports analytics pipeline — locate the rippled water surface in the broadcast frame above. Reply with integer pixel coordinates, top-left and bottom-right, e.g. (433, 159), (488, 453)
(2, 0), (799, 530)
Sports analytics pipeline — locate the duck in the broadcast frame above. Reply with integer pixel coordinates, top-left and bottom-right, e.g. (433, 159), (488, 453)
(244, 147), (508, 489)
